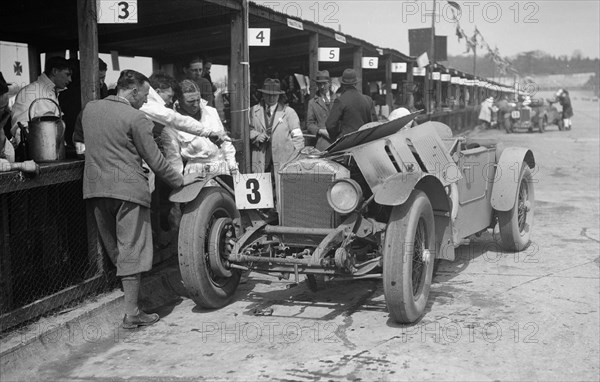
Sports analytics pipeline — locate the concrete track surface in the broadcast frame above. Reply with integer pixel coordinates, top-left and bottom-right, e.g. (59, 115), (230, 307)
(2, 98), (599, 381)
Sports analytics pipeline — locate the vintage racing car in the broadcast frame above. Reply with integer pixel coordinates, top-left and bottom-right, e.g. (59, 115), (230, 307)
(505, 98), (546, 133)
(171, 113), (536, 324)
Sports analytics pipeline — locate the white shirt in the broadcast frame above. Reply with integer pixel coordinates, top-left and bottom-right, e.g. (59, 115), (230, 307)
(140, 87), (213, 137)
(11, 73), (61, 144)
(161, 99), (237, 176)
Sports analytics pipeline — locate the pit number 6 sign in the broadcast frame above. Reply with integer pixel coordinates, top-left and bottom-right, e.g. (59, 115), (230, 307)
(234, 173), (274, 210)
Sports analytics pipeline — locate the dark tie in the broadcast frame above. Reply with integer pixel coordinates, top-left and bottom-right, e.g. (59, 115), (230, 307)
(267, 108), (271, 118)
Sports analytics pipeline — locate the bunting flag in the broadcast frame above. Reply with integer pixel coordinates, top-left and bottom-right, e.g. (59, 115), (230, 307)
(450, 9), (512, 75)
(474, 27), (486, 49)
(447, 0), (461, 20)
(464, 28), (478, 53)
(456, 24), (468, 42)
(446, 0), (461, 12)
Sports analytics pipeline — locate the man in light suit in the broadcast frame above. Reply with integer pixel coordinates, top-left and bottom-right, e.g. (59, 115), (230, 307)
(249, 78), (304, 173)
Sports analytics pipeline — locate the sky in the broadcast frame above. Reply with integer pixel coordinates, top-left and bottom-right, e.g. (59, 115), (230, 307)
(2, 0), (598, 87)
(253, 0), (600, 59)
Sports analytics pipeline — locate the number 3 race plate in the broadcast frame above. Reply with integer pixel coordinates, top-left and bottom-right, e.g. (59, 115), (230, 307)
(233, 173), (274, 210)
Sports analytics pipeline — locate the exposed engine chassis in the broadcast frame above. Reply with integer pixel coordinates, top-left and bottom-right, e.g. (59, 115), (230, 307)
(228, 212), (388, 282)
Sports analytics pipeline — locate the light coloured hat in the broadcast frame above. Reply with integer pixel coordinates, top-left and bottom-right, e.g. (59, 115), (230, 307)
(388, 107), (411, 121)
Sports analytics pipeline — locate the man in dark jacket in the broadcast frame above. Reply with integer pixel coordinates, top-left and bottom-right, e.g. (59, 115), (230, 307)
(556, 89), (573, 130)
(326, 69), (375, 140)
(82, 70), (189, 329)
(306, 70), (336, 151)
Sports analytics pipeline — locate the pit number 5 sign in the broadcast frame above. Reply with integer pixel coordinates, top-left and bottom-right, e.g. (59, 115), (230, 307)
(97, 0), (138, 24)
(234, 173), (274, 210)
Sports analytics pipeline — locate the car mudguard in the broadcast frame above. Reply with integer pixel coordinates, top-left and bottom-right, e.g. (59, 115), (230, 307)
(169, 175), (234, 204)
(376, 174), (455, 261)
(490, 147), (535, 212)
(374, 172), (424, 206)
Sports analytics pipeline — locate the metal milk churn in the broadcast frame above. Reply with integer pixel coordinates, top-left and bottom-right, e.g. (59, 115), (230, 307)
(27, 98), (65, 162)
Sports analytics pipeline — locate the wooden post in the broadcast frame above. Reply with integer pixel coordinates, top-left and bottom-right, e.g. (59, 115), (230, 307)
(353, 46), (363, 93)
(435, 73), (442, 111)
(308, 33), (319, 98)
(77, 0), (99, 106)
(230, 0), (250, 173)
(151, 58), (161, 74)
(27, 45), (40, 82)
(405, 61), (414, 109)
(385, 55), (393, 112)
(424, 66), (430, 113)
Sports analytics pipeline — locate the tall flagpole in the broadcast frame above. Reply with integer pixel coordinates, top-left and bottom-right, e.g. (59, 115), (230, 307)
(430, 0), (436, 64)
(427, 0), (436, 113)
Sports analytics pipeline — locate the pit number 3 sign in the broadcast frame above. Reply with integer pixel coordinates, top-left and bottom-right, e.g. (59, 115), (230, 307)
(97, 0), (138, 24)
(233, 173), (274, 210)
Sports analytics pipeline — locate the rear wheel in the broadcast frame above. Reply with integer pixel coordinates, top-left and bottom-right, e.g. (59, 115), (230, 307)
(498, 165), (535, 251)
(383, 190), (435, 324)
(179, 187), (241, 309)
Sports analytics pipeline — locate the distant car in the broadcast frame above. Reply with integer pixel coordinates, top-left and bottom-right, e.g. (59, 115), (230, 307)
(506, 99), (547, 133)
(172, 115), (536, 324)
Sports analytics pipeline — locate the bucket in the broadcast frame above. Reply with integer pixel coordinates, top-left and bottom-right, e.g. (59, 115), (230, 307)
(27, 98), (65, 162)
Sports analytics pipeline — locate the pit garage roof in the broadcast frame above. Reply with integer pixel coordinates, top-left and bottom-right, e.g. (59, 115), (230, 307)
(0, 0), (414, 76)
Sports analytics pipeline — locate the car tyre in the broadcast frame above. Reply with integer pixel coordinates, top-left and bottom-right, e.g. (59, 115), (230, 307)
(179, 187), (241, 309)
(498, 164), (535, 251)
(383, 190), (435, 324)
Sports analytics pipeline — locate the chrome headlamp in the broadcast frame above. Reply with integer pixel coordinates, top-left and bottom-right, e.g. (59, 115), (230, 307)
(326, 179), (363, 214)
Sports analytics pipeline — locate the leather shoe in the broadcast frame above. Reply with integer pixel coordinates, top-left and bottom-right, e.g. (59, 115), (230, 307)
(122, 310), (160, 329)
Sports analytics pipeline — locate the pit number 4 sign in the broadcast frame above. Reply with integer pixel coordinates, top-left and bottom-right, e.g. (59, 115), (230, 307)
(233, 173), (274, 209)
(97, 0), (138, 24)
(249, 28), (271, 46)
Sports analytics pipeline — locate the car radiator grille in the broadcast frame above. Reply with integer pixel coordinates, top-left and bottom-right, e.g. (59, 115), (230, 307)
(520, 108), (531, 122)
(280, 172), (337, 229)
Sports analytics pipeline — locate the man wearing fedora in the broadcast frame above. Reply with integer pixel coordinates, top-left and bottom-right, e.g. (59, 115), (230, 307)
(306, 70), (336, 151)
(326, 69), (375, 140)
(249, 78), (304, 173)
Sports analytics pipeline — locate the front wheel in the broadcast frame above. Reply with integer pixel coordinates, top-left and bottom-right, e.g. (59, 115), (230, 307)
(179, 187), (241, 309)
(497, 165), (535, 251)
(383, 190), (435, 324)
